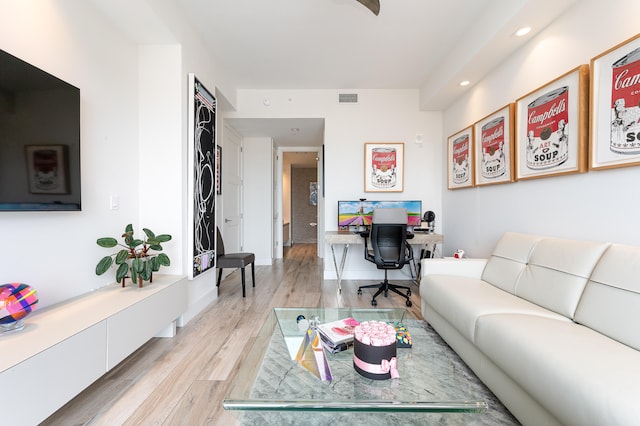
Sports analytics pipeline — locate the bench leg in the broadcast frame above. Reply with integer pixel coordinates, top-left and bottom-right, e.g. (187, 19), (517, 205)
(251, 262), (255, 287)
(241, 267), (246, 297)
(217, 268), (223, 287)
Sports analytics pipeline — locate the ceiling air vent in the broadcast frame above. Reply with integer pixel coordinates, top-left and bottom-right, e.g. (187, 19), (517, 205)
(338, 93), (358, 104)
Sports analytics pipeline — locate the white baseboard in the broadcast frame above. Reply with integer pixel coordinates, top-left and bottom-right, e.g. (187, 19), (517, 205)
(177, 287), (218, 327)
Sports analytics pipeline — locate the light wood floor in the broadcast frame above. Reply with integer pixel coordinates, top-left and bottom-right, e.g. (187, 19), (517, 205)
(43, 243), (423, 425)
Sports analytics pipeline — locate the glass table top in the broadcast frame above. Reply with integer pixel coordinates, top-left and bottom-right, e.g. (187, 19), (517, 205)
(223, 307), (488, 418)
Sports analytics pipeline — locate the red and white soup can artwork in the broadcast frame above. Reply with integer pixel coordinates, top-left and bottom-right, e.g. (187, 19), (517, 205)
(611, 46), (640, 155)
(481, 117), (506, 179)
(371, 148), (397, 189)
(451, 134), (470, 184)
(526, 86), (569, 170)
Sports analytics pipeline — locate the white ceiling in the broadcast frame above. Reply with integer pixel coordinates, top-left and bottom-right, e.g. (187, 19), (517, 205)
(94, 0), (578, 148)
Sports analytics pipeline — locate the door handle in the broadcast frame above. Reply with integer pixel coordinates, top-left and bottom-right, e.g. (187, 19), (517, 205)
(310, 222), (317, 227)
(225, 218), (232, 223)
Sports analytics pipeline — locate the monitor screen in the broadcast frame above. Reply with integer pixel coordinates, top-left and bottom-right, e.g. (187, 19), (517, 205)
(0, 49), (81, 211)
(338, 200), (421, 230)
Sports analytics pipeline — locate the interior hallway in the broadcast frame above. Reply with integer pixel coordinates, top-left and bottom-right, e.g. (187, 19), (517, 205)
(43, 244), (423, 425)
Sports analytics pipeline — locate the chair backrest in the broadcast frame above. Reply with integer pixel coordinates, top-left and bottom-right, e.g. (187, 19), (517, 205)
(216, 227), (225, 257)
(370, 208), (408, 268)
(372, 207), (408, 225)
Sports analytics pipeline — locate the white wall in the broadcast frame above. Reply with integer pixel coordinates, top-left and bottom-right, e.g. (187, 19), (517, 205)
(0, 1), (234, 321)
(0, 1), (140, 308)
(227, 89), (443, 279)
(442, 0), (640, 258)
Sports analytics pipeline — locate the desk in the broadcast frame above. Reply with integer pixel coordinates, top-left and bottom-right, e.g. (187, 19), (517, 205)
(325, 231), (444, 292)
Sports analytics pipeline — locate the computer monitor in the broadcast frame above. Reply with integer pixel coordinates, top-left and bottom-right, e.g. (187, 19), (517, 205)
(338, 200), (421, 231)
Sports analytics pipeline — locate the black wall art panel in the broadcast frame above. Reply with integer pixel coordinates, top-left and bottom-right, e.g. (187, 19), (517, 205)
(188, 74), (216, 278)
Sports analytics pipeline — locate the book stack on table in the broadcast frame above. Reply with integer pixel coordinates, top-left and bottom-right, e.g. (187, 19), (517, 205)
(316, 317), (359, 354)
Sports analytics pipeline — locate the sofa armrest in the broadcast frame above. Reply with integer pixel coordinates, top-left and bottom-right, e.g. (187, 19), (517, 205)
(420, 258), (488, 279)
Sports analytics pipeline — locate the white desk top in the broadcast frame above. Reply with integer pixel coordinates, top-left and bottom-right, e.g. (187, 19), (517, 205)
(325, 230), (443, 244)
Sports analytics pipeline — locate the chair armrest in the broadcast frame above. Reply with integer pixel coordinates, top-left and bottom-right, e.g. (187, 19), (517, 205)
(420, 258), (488, 279)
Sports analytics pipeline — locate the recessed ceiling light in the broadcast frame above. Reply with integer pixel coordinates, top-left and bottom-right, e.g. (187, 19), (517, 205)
(514, 26), (531, 37)
(459, 80), (470, 87)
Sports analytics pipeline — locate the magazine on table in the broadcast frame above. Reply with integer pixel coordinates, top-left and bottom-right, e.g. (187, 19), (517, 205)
(316, 317), (360, 347)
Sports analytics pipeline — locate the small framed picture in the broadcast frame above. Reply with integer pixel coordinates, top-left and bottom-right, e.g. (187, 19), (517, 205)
(514, 64), (589, 180)
(473, 104), (515, 186)
(447, 126), (474, 189)
(364, 142), (404, 192)
(25, 145), (69, 194)
(310, 182), (318, 206)
(590, 33), (640, 170)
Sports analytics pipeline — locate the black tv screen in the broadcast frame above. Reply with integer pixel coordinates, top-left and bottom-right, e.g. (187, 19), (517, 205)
(0, 49), (81, 211)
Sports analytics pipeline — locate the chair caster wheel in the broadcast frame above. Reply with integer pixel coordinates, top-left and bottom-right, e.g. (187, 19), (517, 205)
(371, 299), (377, 306)
(357, 289), (362, 295)
(406, 300), (412, 307)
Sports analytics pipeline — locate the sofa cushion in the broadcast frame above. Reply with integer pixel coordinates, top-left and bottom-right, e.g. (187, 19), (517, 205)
(575, 243), (640, 351)
(476, 313), (640, 426)
(515, 237), (610, 319)
(420, 258), (488, 279)
(481, 232), (544, 294)
(422, 275), (569, 342)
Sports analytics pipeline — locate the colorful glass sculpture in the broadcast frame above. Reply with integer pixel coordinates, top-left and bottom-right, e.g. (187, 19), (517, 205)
(0, 283), (38, 333)
(295, 327), (332, 381)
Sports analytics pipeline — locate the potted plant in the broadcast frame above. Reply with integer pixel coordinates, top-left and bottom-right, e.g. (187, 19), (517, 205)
(95, 224), (172, 287)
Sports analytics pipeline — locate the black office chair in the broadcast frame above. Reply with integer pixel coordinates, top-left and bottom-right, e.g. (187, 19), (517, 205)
(357, 208), (413, 307)
(216, 227), (256, 297)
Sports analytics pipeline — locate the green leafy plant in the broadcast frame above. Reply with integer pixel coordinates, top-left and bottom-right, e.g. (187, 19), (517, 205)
(95, 224), (172, 286)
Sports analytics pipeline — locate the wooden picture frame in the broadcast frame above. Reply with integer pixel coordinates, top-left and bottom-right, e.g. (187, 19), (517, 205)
(515, 64), (589, 180)
(447, 126), (474, 189)
(25, 144), (69, 194)
(473, 104), (515, 186)
(590, 33), (640, 170)
(364, 142), (404, 192)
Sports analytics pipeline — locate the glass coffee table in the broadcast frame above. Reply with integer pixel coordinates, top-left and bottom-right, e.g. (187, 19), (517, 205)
(223, 308), (491, 423)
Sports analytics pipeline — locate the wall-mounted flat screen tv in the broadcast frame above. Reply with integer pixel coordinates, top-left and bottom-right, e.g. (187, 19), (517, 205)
(0, 49), (81, 211)
(338, 200), (422, 230)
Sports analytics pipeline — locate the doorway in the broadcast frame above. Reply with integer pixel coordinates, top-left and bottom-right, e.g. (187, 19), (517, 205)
(290, 165), (318, 244)
(278, 148), (323, 258)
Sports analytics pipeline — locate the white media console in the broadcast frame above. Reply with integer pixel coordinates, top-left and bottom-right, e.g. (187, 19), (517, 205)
(0, 274), (187, 424)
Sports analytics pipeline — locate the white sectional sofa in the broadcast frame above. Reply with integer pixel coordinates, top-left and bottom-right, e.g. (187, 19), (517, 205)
(420, 232), (640, 426)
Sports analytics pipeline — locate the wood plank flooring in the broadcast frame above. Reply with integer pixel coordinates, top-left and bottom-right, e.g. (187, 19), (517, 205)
(42, 243), (423, 425)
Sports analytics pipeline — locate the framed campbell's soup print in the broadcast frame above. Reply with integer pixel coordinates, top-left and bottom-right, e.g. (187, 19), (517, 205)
(514, 64), (589, 180)
(364, 142), (404, 192)
(447, 126), (474, 189)
(590, 33), (640, 170)
(473, 104), (515, 186)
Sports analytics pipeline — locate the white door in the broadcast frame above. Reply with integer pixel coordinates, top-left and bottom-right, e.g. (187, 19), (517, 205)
(222, 122), (243, 252)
